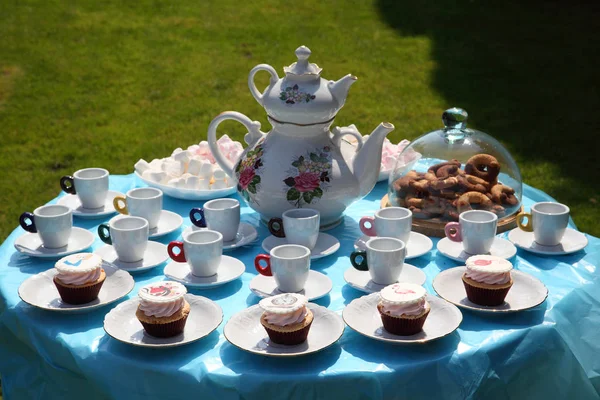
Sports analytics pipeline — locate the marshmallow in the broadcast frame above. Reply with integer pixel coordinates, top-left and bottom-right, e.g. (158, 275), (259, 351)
(197, 160), (214, 179)
(197, 178), (210, 190)
(211, 180), (229, 190)
(135, 159), (151, 175)
(163, 160), (185, 177)
(149, 159), (163, 170)
(213, 168), (226, 180)
(185, 175), (200, 189)
(145, 170), (168, 184)
(172, 149), (190, 165)
(187, 157), (204, 176)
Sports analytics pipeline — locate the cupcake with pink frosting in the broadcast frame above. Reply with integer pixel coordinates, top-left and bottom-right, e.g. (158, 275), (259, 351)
(462, 255), (513, 306)
(53, 253), (106, 304)
(377, 283), (430, 335)
(135, 281), (190, 338)
(259, 293), (313, 345)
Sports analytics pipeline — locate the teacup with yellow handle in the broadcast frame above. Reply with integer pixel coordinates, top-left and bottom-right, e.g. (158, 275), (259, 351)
(517, 202), (570, 246)
(113, 188), (163, 230)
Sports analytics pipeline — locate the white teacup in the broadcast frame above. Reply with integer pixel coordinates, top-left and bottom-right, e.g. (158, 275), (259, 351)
(255, 244), (310, 293)
(190, 199), (240, 242)
(268, 208), (320, 250)
(98, 216), (149, 262)
(350, 237), (406, 285)
(113, 188), (163, 229)
(168, 230), (223, 277)
(517, 202), (570, 246)
(19, 205), (73, 248)
(60, 168), (109, 209)
(444, 210), (498, 254)
(359, 207), (412, 244)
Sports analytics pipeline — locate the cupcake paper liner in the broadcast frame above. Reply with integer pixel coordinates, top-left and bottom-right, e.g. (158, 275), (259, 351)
(139, 313), (189, 338)
(462, 279), (512, 306)
(262, 320), (313, 345)
(53, 276), (105, 305)
(378, 304), (430, 336)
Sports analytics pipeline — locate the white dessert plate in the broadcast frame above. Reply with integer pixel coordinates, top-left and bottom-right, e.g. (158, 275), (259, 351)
(164, 256), (245, 288)
(343, 293), (462, 344)
(432, 266), (548, 313)
(343, 263), (426, 293)
(182, 222), (258, 251)
(57, 191), (123, 219)
(354, 232), (433, 260)
(224, 303), (344, 357)
(262, 233), (340, 260)
(94, 241), (168, 273)
(135, 171), (236, 201)
(14, 227), (95, 259)
(507, 228), (588, 256)
(249, 270), (332, 301)
(104, 294), (222, 348)
(149, 210), (183, 239)
(18, 263), (134, 313)
(437, 237), (517, 262)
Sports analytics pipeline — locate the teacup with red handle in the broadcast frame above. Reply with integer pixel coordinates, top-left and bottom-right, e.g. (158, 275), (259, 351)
(254, 244), (310, 293)
(168, 230), (223, 277)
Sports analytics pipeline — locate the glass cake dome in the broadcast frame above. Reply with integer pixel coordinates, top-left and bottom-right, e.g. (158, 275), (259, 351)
(388, 108), (522, 235)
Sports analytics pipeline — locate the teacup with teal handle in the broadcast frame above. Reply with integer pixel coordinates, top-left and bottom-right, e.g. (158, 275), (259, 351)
(350, 237), (406, 285)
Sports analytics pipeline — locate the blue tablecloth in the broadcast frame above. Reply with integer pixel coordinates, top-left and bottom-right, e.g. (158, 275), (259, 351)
(0, 175), (599, 400)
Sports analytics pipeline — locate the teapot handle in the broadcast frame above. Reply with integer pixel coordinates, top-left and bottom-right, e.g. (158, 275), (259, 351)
(248, 64), (280, 106)
(332, 124), (364, 152)
(207, 111), (265, 178)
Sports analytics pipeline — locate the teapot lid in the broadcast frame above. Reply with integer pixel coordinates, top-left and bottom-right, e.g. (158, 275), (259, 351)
(283, 46), (323, 79)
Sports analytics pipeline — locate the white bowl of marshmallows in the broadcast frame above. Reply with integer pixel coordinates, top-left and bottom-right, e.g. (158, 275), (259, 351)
(134, 135), (241, 200)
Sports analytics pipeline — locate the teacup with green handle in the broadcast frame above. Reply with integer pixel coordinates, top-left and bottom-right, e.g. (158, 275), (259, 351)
(350, 237), (406, 285)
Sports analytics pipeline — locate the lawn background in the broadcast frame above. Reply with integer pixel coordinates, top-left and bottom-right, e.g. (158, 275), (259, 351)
(1, 0), (598, 241)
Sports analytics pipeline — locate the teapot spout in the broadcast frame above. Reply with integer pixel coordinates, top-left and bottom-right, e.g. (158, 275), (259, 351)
(353, 122), (395, 197)
(328, 74), (358, 106)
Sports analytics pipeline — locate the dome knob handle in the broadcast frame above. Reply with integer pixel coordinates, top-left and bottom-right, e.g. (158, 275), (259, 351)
(295, 46), (311, 61)
(442, 108), (468, 130)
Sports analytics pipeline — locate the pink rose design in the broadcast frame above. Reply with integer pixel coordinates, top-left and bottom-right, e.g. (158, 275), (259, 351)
(238, 167), (255, 189)
(294, 172), (321, 192)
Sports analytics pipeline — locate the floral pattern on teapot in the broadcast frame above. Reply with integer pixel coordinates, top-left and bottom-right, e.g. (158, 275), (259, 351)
(235, 138), (265, 205)
(283, 146), (332, 207)
(279, 84), (316, 105)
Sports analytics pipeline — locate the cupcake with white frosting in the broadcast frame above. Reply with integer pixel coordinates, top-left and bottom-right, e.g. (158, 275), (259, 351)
(259, 293), (313, 345)
(53, 253), (106, 304)
(462, 255), (513, 306)
(135, 281), (190, 338)
(377, 283), (430, 335)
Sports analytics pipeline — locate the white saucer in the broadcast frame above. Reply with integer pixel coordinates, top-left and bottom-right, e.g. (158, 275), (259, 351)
(18, 263), (134, 313)
(437, 237), (517, 262)
(135, 171), (236, 201)
(354, 232), (433, 259)
(164, 256), (245, 288)
(149, 210), (183, 239)
(343, 293), (462, 344)
(104, 294), (223, 348)
(262, 233), (340, 260)
(249, 270), (332, 301)
(432, 266), (548, 313)
(57, 190), (123, 219)
(508, 228), (588, 256)
(14, 227), (95, 259)
(344, 263), (427, 293)
(182, 222), (258, 251)
(224, 303), (344, 357)
(94, 241), (168, 273)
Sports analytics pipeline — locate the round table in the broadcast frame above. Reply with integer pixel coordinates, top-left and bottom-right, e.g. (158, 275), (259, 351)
(0, 176), (598, 400)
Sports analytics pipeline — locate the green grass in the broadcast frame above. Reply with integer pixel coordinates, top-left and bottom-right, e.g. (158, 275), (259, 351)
(0, 0), (598, 241)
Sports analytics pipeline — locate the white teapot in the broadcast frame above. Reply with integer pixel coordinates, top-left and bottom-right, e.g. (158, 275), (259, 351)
(208, 46), (394, 229)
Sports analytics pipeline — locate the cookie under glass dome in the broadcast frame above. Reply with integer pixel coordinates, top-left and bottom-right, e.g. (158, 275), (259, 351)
(387, 108), (522, 235)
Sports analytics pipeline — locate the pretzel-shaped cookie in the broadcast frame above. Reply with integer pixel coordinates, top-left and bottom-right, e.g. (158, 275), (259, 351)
(456, 191), (493, 213)
(464, 154), (500, 183)
(457, 174), (489, 193)
(490, 184), (518, 206)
